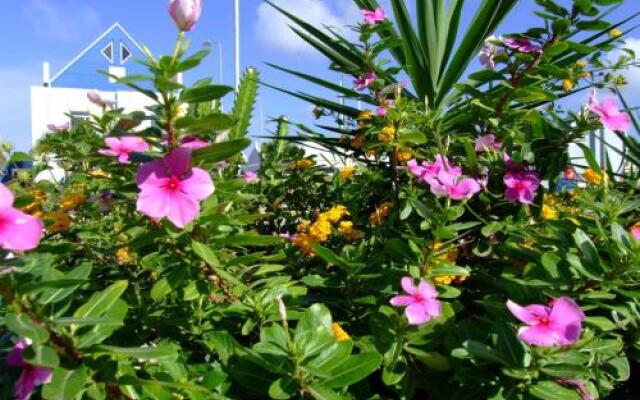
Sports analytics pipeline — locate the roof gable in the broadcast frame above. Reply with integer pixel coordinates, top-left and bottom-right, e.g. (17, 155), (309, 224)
(50, 23), (149, 91)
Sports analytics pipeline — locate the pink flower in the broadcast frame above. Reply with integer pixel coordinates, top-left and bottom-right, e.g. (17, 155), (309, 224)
(504, 37), (542, 53)
(354, 71), (377, 91)
(87, 90), (116, 108)
(475, 134), (502, 152)
(362, 7), (386, 25)
(0, 184), (43, 251)
(630, 223), (640, 241)
(504, 170), (540, 204)
(507, 297), (585, 347)
(376, 99), (395, 117)
(169, 0), (202, 32)
(136, 148), (214, 228)
(408, 157), (481, 201)
(390, 277), (441, 325)
(7, 339), (52, 400)
(180, 135), (209, 150)
(588, 91), (631, 132)
(242, 171), (259, 183)
(98, 136), (150, 164)
(478, 35), (504, 69)
(558, 379), (595, 400)
(47, 122), (70, 132)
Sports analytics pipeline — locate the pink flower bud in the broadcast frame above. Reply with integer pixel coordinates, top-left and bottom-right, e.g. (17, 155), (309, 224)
(169, 0), (203, 32)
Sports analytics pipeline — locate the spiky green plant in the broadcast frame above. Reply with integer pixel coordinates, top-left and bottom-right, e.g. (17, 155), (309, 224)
(230, 67), (259, 139)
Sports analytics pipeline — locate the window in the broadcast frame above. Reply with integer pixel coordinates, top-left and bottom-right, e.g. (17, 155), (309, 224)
(120, 43), (132, 64)
(101, 41), (114, 63)
(108, 66), (127, 83)
(70, 112), (90, 128)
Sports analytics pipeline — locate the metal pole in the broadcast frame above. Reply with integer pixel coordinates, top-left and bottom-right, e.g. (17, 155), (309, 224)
(234, 0), (240, 91)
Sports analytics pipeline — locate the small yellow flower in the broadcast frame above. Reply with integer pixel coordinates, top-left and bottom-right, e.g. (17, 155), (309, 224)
(339, 166), (356, 180)
(582, 71), (591, 80)
(378, 125), (396, 142)
(576, 60), (588, 69)
(331, 323), (351, 342)
(294, 158), (314, 169)
(434, 274), (468, 286)
(293, 233), (316, 257)
(351, 134), (365, 150)
(175, 104), (188, 118)
(395, 147), (412, 162)
(369, 202), (393, 225)
(609, 28), (623, 38)
(322, 205), (350, 224)
(562, 79), (574, 92)
(60, 193), (86, 211)
(21, 190), (46, 214)
(541, 204), (558, 220)
(116, 247), (133, 264)
(88, 169), (109, 178)
(357, 110), (373, 129)
(47, 211), (71, 233)
(433, 242), (458, 263)
(338, 221), (364, 241)
(583, 168), (602, 185)
(309, 217), (332, 242)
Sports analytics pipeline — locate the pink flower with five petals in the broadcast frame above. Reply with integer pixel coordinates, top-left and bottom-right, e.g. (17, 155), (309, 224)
(99, 136), (150, 164)
(588, 90), (631, 132)
(362, 7), (386, 25)
(136, 148), (214, 228)
(507, 297), (585, 347)
(475, 134), (502, 152)
(354, 71), (378, 91)
(390, 277), (442, 325)
(504, 170), (540, 204)
(0, 184), (43, 251)
(504, 37), (542, 53)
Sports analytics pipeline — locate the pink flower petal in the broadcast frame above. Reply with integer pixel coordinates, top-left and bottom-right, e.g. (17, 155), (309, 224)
(517, 324), (560, 347)
(507, 300), (548, 325)
(0, 208), (43, 251)
(405, 303), (430, 325)
(180, 168), (214, 201)
(417, 280), (438, 299)
(0, 184), (14, 208)
(400, 277), (418, 295)
(165, 191), (200, 228)
(549, 297), (584, 343)
(165, 148), (192, 177)
(390, 295), (416, 306)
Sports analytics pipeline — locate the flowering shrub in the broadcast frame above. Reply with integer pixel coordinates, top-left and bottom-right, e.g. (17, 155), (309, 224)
(1, 0), (640, 399)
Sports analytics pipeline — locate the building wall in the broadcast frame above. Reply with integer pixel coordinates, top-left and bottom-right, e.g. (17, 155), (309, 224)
(30, 87), (155, 145)
(568, 129), (626, 174)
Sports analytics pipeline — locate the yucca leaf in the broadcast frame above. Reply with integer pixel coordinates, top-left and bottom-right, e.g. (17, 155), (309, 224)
(261, 82), (361, 118)
(230, 67), (259, 139)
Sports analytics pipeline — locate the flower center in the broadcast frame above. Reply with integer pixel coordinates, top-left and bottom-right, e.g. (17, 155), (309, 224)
(515, 181), (526, 190)
(164, 176), (181, 192)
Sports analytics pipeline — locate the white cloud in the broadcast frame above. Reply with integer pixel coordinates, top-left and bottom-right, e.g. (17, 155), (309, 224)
(23, 0), (101, 42)
(254, 0), (360, 56)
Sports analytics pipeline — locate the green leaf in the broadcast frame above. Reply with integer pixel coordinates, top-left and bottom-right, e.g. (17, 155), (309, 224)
(192, 138), (251, 165)
(512, 87), (557, 102)
(529, 381), (580, 400)
(230, 67), (259, 139)
(175, 113), (236, 133)
(42, 366), (88, 400)
(306, 385), (344, 400)
(463, 340), (509, 365)
(76, 299), (128, 348)
(91, 343), (179, 360)
(212, 232), (283, 247)
(39, 263), (92, 304)
(321, 352), (382, 388)
(73, 280), (128, 319)
(192, 240), (249, 292)
(23, 344), (60, 368)
(179, 84), (234, 103)
(269, 377), (298, 399)
(5, 314), (50, 344)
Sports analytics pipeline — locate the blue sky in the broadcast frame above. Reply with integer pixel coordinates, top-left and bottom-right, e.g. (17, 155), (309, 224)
(1, 0), (638, 151)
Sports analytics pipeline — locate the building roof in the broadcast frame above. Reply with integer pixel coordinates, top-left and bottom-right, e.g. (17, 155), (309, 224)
(49, 23), (149, 91)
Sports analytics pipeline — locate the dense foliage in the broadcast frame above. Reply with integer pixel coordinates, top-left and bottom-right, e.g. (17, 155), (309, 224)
(1, 0), (640, 399)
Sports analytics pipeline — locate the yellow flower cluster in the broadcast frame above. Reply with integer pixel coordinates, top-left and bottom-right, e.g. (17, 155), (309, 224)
(541, 204), (559, 220)
(21, 189), (47, 217)
(357, 110), (373, 129)
(369, 202), (393, 225)
(378, 125), (396, 142)
(583, 168), (602, 185)
(293, 205), (351, 256)
(60, 193), (87, 211)
(294, 158), (314, 169)
(338, 166), (356, 180)
(432, 242), (468, 285)
(116, 247), (133, 264)
(395, 147), (412, 162)
(47, 211), (71, 233)
(338, 221), (364, 241)
(331, 323), (351, 342)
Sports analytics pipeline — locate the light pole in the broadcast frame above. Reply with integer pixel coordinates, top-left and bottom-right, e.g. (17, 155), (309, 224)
(204, 40), (224, 111)
(234, 0), (240, 91)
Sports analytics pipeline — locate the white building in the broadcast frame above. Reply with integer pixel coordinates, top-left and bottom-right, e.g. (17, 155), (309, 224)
(30, 23), (156, 145)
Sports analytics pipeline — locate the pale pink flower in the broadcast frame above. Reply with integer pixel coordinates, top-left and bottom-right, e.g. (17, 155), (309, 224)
(180, 135), (209, 150)
(99, 136), (150, 164)
(478, 35), (504, 69)
(362, 7), (386, 25)
(87, 90), (116, 108)
(7, 339), (52, 400)
(376, 99), (395, 117)
(0, 184), (43, 251)
(588, 91), (631, 132)
(169, 0), (203, 32)
(504, 170), (539, 204)
(136, 148), (214, 228)
(241, 171), (259, 183)
(354, 71), (377, 91)
(47, 122), (70, 132)
(475, 134), (502, 152)
(504, 37), (542, 53)
(390, 277), (441, 325)
(507, 297), (585, 347)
